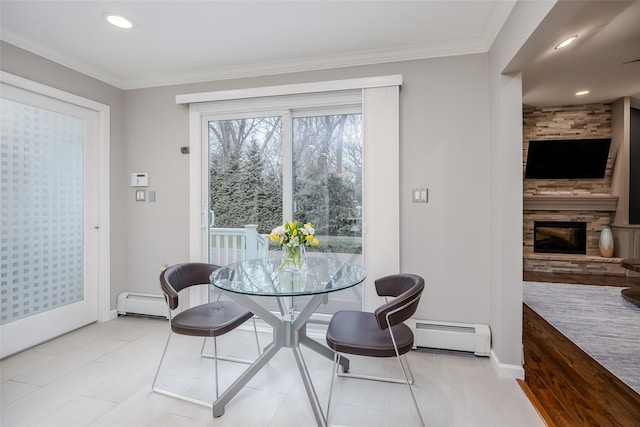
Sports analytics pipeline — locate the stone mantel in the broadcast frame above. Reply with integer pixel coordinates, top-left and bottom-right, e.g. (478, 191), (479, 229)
(523, 195), (619, 211)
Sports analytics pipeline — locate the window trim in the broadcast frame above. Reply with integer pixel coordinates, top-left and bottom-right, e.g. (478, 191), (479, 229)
(181, 76), (401, 313)
(176, 75), (401, 104)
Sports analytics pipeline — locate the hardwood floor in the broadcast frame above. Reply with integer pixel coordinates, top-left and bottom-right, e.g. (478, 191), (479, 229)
(522, 272), (640, 427)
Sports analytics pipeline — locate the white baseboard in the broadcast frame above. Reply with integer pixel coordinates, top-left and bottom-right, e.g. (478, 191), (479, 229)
(490, 349), (525, 379)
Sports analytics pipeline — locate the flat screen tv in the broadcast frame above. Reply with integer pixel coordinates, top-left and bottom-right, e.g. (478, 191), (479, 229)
(524, 138), (611, 179)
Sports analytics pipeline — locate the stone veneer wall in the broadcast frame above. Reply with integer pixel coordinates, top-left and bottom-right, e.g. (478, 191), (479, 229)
(523, 210), (611, 256)
(523, 104), (612, 195)
(523, 104), (622, 275)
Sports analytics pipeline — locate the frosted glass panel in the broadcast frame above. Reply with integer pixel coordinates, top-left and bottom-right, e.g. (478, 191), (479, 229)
(1, 98), (85, 324)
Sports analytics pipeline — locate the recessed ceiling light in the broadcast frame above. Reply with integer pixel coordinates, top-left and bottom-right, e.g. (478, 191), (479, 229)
(575, 90), (590, 96)
(555, 35), (577, 50)
(103, 12), (135, 29)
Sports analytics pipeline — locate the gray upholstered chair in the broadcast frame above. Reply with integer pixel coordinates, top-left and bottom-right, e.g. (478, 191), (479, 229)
(152, 262), (260, 407)
(325, 273), (426, 426)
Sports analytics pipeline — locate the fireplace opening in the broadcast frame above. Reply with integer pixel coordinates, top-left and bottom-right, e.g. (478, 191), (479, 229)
(534, 221), (587, 254)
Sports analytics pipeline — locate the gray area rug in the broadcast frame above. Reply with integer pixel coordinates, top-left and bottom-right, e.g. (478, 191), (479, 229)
(523, 281), (640, 395)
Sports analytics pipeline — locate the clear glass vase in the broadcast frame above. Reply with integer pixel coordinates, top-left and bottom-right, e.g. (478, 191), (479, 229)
(279, 245), (307, 271)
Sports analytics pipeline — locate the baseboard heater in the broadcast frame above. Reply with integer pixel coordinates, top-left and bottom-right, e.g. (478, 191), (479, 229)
(116, 292), (169, 319)
(407, 319), (491, 356)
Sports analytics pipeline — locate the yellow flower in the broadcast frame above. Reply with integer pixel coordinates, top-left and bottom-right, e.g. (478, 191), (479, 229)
(270, 220), (319, 248)
(267, 234), (281, 243)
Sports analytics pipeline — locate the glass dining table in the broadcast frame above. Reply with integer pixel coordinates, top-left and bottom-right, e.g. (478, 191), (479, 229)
(210, 256), (366, 427)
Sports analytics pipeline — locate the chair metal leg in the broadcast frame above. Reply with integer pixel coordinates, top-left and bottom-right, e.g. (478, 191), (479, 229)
(213, 336), (219, 399)
(337, 370), (413, 384)
(200, 337), (207, 355)
(400, 354), (416, 384)
(154, 318), (262, 408)
(152, 332), (213, 408)
(388, 325), (425, 427)
(326, 351), (340, 424)
(152, 331), (172, 390)
(337, 354), (415, 384)
(394, 352), (425, 427)
(200, 318), (261, 363)
(330, 350), (424, 426)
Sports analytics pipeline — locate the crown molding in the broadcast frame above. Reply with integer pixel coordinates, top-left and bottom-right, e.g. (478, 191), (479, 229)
(125, 38), (488, 90)
(2, 32), (488, 91)
(0, 33), (126, 89)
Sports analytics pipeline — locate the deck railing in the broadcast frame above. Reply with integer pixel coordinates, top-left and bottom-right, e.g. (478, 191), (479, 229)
(209, 224), (269, 265)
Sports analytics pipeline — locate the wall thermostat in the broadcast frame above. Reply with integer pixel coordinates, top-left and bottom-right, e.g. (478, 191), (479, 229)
(131, 172), (149, 187)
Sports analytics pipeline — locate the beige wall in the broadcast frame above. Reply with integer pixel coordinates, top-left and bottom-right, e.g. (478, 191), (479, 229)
(123, 55), (493, 327)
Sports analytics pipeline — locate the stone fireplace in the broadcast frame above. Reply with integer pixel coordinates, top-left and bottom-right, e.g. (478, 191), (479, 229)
(533, 221), (587, 254)
(522, 104), (625, 276)
(523, 196), (623, 275)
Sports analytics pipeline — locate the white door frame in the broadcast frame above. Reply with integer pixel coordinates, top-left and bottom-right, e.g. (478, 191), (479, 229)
(0, 72), (110, 356)
(180, 76), (401, 311)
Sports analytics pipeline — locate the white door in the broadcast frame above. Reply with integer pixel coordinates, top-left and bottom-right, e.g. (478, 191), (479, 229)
(1, 83), (99, 358)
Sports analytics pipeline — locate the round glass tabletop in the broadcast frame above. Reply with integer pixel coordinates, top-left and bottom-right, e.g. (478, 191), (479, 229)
(211, 256), (366, 297)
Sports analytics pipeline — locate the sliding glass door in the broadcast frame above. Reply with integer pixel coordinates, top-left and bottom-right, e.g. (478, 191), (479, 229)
(291, 111), (362, 313)
(205, 106), (363, 314)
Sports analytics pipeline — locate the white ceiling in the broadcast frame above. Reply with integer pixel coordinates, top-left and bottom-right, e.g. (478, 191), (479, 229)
(0, 1), (514, 89)
(1, 1), (639, 107)
(521, 0), (640, 107)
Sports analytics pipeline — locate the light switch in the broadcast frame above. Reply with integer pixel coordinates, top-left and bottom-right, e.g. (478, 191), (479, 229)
(135, 189), (146, 201)
(412, 188), (429, 203)
(149, 190), (156, 202)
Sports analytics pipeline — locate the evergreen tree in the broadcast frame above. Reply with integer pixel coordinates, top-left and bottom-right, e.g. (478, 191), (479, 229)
(208, 114), (360, 242)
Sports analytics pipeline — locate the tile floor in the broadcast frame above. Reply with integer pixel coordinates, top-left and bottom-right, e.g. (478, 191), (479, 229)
(1, 316), (544, 427)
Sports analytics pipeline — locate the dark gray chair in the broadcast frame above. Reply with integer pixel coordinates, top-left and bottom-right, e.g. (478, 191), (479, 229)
(152, 262), (260, 407)
(326, 273), (426, 426)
